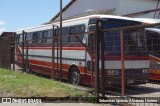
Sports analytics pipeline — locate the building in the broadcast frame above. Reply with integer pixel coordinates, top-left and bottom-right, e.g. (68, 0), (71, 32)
(0, 32), (15, 63)
(0, 32), (15, 40)
(49, 0), (160, 23)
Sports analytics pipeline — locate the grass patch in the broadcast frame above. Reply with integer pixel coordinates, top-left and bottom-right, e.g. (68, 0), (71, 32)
(0, 69), (92, 97)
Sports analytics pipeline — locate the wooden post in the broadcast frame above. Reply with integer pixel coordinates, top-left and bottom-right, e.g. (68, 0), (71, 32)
(120, 29), (125, 96)
(13, 33), (16, 71)
(101, 28), (105, 97)
(95, 20), (100, 99)
(26, 40), (29, 72)
(52, 26), (55, 79)
(22, 30), (25, 72)
(59, 0), (63, 81)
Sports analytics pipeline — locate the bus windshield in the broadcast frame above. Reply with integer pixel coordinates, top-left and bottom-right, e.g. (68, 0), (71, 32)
(146, 28), (160, 57)
(102, 18), (147, 55)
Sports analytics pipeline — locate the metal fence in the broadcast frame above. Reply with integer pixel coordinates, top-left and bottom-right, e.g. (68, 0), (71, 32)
(97, 23), (160, 106)
(10, 22), (160, 105)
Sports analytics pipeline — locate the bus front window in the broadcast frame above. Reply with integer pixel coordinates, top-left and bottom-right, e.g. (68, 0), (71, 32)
(127, 30), (147, 55)
(103, 19), (147, 56)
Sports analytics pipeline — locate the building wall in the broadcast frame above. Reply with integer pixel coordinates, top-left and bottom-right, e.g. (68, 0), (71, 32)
(53, 0), (158, 21)
(55, 0), (118, 21)
(115, 0), (157, 18)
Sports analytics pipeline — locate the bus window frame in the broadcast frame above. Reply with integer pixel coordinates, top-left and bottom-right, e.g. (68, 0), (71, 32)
(68, 24), (85, 45)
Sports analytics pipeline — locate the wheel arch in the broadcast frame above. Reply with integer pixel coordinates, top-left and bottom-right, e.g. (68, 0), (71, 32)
(68, 64), (81, 74)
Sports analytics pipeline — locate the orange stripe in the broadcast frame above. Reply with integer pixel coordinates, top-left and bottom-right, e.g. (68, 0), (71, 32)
(150, 69), (160, 75)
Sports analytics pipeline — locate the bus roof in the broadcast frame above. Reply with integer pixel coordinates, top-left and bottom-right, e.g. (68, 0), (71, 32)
(145, 28), (160, 33)
(134, 18), (160, 24)
(16, 14), (144, 34)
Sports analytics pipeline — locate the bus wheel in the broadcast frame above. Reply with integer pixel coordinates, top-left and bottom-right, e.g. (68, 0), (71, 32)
(70, 68), (80, 85)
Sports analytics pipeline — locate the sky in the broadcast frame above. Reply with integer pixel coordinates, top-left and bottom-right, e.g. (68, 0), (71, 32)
(0, 0), (71, 34)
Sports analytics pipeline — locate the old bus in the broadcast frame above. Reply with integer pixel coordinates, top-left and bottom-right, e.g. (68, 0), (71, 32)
(15, 15), (150, 86)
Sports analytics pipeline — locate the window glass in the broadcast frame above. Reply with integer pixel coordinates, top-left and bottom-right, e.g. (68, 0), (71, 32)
(103, 19), (142, 55)
(104, 31), (120, 55)
(47, 29), (53, 44)
(69, 25), (85, 44)
(26, 33), (33, 44)
(19, 34), (23, 43)
(62, 27), (69, 44)
(147, 31), (160, 57)
(16, 34), (20, 44)
(32, 32), (42, 44)
(42, 31), (48, 43)
(55, 27), (69, 45)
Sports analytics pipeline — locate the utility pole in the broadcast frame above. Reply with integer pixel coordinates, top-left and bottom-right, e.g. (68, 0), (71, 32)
(60, 0), (63, 81)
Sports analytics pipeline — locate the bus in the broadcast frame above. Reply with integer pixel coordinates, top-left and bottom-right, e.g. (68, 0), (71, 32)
(145, 28), (160, 81)
(15, 15), (150, 86)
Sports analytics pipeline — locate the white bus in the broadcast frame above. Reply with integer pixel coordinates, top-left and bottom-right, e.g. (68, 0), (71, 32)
(16, 15), (150, 86)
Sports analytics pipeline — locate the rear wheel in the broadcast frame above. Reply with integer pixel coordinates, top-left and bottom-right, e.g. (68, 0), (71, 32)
(70, 67), (80, 85)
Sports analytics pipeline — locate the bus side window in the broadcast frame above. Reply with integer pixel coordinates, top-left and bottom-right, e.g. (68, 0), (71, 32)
(19, 34), (23, 44)
(32, 32), (42, 44)
(53, 29), (59, 45)
(26, 33), (33, 44)
(38, 32), (43, 44)
(62, 27), (69, 45)
(47, 29), (53, 44)
(42, 31), (48, 44)
(32, 32), (38, 44)
(53, 27), (69, 45)
(69, 25), (85, 44)
(16, 34), (20, 44)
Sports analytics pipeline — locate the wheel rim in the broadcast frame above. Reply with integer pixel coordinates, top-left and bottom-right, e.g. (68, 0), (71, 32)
(72, 71), (79, 85)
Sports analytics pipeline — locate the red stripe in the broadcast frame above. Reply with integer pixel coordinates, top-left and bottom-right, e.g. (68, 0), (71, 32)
(23, 47), (86, 50)
(29, 59), (86, 73)
(149, 55), (160, 62)
(150, 73), (160, 81)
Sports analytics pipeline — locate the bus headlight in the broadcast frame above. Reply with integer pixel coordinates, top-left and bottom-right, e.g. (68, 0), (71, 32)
(107, 70), (119, 75)
(142, 69), (149, 74)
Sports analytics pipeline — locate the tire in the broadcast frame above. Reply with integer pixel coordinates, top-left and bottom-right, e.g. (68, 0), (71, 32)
(70, 68), (80, 85)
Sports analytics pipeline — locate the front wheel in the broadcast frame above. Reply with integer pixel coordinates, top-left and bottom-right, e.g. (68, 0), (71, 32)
(71, 69), (80, 85)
